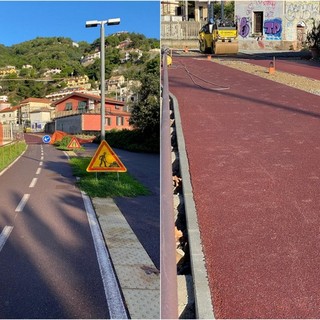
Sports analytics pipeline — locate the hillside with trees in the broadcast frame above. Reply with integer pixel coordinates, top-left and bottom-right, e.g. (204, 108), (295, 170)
(0, 33), (159, 105)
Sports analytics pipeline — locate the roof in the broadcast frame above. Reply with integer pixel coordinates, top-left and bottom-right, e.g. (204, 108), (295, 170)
(52, 92), (125, 106)
(30, 108), (52, 113)
(0, 106), (20, 113)
(20, 97), (52, 104)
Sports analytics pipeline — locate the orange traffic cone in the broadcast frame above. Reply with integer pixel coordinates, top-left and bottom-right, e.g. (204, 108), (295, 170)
(269, 61), (275, 74)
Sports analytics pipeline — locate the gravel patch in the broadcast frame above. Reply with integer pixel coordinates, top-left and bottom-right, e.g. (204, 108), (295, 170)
(212, 59), (320, 96)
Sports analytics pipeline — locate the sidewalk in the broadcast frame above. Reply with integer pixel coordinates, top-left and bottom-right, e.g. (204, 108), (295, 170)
(77, 143), (160, 319)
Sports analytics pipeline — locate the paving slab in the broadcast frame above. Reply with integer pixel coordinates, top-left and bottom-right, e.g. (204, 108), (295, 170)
(93, 197), (160, 319)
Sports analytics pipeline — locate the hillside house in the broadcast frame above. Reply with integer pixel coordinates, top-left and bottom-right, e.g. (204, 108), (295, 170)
(80, 52), (101, 66)
(0, 66), (17, 77)
(0, 106), (20, 125)
(43, 68), (61, 78)
(30, 108), (52, 132)
(66, 75), (90, 89)
(19, 98), (53, 127)
(52, 92), (131, 134)
(107, 75), (126, 93)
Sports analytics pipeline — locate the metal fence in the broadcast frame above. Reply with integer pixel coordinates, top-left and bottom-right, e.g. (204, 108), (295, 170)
(1, 124), (24, 143)
(161, 21), (204, 39)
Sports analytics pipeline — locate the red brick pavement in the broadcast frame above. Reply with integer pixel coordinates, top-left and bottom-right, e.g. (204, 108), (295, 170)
(169, 56), (320, 318)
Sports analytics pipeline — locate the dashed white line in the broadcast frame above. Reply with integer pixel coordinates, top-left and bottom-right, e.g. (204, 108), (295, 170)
(0, 226), (13, 252)
(36, 168), (41, 175)
(39, 161), (43, 166)
(15, 194), (30, 212)
(29, 178), (38, 188)
(40, 156), (44, 160)
(81, 191), (128, 319)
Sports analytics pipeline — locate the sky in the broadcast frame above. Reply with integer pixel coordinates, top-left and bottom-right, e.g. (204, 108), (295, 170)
(0, 1), (160, 47)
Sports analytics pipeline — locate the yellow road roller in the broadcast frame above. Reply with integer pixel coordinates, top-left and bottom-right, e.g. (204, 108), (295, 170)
(199, 19), (238, 55)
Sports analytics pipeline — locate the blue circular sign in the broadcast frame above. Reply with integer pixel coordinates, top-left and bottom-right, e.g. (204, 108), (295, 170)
(42, 135), (51, 144)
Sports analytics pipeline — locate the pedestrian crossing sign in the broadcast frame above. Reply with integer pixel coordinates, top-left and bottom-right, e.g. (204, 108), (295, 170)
(86, 140), (127, 172)
(67, 136), (81, 149)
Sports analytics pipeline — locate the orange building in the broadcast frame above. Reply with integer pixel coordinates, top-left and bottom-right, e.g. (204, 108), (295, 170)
(52, 92), (132, 134)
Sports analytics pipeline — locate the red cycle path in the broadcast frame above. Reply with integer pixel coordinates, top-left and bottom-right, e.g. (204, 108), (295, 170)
(243, 58), (320, 80)
(169, 56), (320, 318)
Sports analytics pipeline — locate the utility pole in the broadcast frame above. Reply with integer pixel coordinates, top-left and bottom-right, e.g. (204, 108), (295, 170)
(185, 0), (188, 21)
(221, 0), (225, 20)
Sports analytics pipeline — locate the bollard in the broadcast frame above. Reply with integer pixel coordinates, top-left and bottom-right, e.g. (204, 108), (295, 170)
(207, 55), (212, 60)
(269, 61), (275, 74)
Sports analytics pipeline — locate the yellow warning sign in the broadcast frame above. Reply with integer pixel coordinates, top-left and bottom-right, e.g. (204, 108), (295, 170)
(67, 136), (81, 149)
(86, 140), (127, 172)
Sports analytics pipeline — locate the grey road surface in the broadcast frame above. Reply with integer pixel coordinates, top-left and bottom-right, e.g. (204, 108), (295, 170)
(0, 140), (125, 318)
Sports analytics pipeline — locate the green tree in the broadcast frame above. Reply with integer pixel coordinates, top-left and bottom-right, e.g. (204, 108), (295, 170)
(129, 55), (160, 135)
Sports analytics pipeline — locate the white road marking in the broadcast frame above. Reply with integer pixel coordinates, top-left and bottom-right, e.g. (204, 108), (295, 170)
(29, 178), (38, 188)
(81, 191), (128, 319)
(36, 168), (41, 175)
(0, 226), (13, 252)
(63, 151), (70, 160)
(39, 161), (43, 166)
(40, 156), (44, 160)
(15, 194), (30, 212)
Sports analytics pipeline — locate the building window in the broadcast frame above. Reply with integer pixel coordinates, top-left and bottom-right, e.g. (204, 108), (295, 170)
(253, 12), (263, 34)
(106, 117), (111, 126)
(116, 116), (124, 126)
(65, 102), (72, 111)
(78, 101), (87, 113)
(115, 105), (120, 110)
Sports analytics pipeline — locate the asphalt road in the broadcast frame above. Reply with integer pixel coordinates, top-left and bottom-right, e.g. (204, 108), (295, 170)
(169, 56), (320, 318)
(79, 143), (160, 269)
(0, 135), (125, 318)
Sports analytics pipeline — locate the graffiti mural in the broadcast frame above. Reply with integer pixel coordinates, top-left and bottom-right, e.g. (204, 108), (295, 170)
(264, 18), (282, 40)
(286, 1), (320, 22)
(239, 17), (250, 38)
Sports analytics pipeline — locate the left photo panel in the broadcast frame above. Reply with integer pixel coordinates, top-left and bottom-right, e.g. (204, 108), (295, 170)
(0, 1), (160, 319)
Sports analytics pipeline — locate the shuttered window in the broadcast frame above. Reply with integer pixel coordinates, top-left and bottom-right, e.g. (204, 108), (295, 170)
(254, 12), (263, 34)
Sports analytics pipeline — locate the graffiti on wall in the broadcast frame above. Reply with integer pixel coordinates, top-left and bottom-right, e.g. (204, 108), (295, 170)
(285, 1), (320, 41)
(264, 18), (282, 40)
(286, 1), (320, 22)
(239, 17), (250, 38)
(245, 0), (277, 18)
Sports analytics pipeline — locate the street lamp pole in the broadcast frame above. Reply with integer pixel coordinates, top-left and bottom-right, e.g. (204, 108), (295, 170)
(100, 22), (106, 141)
(85, 18), (120, 141)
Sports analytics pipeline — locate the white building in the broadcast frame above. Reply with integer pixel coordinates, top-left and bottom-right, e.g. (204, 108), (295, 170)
(30, 108), (52, 132)
(0, 106), (20, 125)
(235, 1), (320, 51)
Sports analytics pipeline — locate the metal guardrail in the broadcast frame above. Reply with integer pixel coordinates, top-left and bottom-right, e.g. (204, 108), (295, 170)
(161, 50), (178, 319)
(161, 21), (204, 39)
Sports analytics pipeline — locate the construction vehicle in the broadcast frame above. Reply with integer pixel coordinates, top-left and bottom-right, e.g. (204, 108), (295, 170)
(199, 19), (238, 55)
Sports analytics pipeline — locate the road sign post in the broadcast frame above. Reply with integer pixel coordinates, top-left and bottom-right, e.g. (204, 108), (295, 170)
(86, 140), (127, 173)
(42, 135), (51, 144)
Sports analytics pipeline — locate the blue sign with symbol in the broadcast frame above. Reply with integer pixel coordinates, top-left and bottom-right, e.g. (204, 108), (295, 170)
(42, 135), (51, 144)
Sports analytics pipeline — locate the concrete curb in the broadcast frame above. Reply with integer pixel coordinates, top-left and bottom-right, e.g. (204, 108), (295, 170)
(67, 149), (160, 319)
(92, 197), (160, 320)
(171, 93), (215, 319)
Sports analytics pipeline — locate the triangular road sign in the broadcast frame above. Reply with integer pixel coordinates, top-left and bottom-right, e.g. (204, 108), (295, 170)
(67, 136), (81, 149)
(86, 140), (127, 172)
